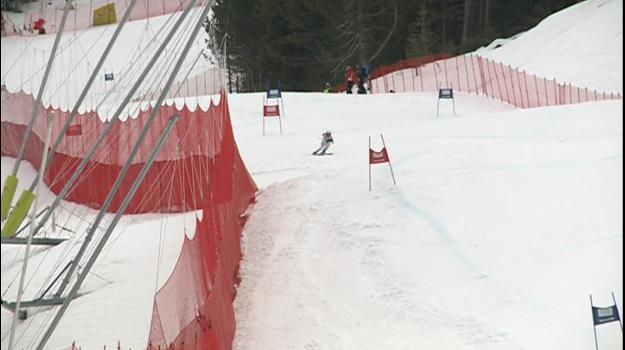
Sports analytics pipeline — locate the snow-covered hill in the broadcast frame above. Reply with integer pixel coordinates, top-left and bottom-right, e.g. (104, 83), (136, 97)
(477, 0), (623, 93)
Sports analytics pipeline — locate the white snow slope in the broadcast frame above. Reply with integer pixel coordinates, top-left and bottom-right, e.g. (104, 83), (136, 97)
(1, 0), (623, 349)
(477, 0), (623, 94)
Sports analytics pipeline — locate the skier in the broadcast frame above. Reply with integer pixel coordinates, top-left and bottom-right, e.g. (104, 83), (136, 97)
(312, 130), (334, 155)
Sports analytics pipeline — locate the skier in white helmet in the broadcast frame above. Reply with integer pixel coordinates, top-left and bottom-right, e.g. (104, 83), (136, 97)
(312, 130), (334, 155)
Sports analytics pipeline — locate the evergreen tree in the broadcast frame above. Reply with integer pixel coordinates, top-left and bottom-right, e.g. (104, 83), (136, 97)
(405, 1), (437, 58)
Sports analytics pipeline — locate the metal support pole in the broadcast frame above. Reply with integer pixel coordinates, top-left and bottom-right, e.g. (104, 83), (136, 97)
(28, 0), (140, 193)
(36, 115), (180, 350)
(612, 292), (623, 331)
(381, 134), (396, 185)
(54, 0), (209, 299)
(368, 136), (371, 191)
(1, 1), (72, 221)
(9, 2), (71, 177)
(8, 113), (55, 350)
(590, 294), (599, 350)
(29, 0), (199, 241)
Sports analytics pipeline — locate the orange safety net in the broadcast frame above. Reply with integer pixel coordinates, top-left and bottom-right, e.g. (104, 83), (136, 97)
(368, 54), (622, 107)
(0, 89), (257, 215)
(2, 88), (257, 350)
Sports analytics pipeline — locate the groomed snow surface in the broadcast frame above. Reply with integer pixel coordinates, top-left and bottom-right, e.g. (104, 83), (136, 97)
(1, 0), (623, 349)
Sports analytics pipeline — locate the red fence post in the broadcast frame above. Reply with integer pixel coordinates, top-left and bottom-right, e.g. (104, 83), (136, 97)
(443, 58), (449, 87)
(508, 65), (518, 107)
(434, 61), (440, 89)
(514, 68), (522, 108)
(552, 79), (557, 105)
(492, 60), (503, 102)
(522, 70), (530, 108)
(455, 55), (462, 91)
(473, 55), (483, 96)
(462, 54), (471, 94)
(401, 71), (406, 92)
(543, 77), (549, 106)
(499, 62), (510, 104)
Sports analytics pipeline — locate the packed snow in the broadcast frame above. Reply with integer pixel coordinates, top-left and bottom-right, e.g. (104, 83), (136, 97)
(1, 0), (623, 349)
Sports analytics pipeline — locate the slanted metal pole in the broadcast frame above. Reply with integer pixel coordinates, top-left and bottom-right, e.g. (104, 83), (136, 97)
(381, 134), (396, 185)
(1, 0), (72, 221)
(612, 292), (623, 331)
(8, 113), (55, 350)
(27, 0), (141, 193)
(29, 0), (199, 241)
(10, 2), (71, 177)
(368, 136), (371, 191)
(590, 294), (599, 350)
(54, 0), (209, 298)
(36, 115), (180, 350)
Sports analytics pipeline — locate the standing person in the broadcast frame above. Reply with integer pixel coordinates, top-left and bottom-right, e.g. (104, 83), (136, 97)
(323, 82), (332, 93)
(345, 65), (356, 94)
(357, 65), (367, 94)
(362, 64), (371, 92)
(312, 130), (334, 155)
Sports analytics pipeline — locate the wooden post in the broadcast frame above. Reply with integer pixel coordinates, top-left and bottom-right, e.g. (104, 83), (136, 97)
(419, 66), (424, 92)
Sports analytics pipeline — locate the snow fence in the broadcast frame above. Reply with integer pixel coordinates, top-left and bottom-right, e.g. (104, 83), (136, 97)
(369, 54), (622, 107)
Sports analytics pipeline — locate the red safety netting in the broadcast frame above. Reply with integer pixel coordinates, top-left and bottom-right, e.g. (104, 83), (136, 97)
(1, 0), (198, 37)
(368, 54), (622, 107)
(1, 89), (256, 215)
(147, 99), (256, 349)
(2, 88), (258, 350)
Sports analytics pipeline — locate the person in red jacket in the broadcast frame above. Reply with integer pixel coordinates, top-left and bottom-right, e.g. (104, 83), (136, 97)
(345, 65), (356, 94)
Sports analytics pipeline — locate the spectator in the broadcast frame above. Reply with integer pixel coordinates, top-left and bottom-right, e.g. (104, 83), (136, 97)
(323, 82), (332, 93)
(345, 65), (356, 94)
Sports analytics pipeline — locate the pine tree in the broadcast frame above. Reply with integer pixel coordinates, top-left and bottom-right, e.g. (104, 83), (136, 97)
(405, 1), (437, 58)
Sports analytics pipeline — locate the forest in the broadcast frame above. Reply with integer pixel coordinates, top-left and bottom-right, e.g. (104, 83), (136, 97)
(207, 0), (582, 92)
